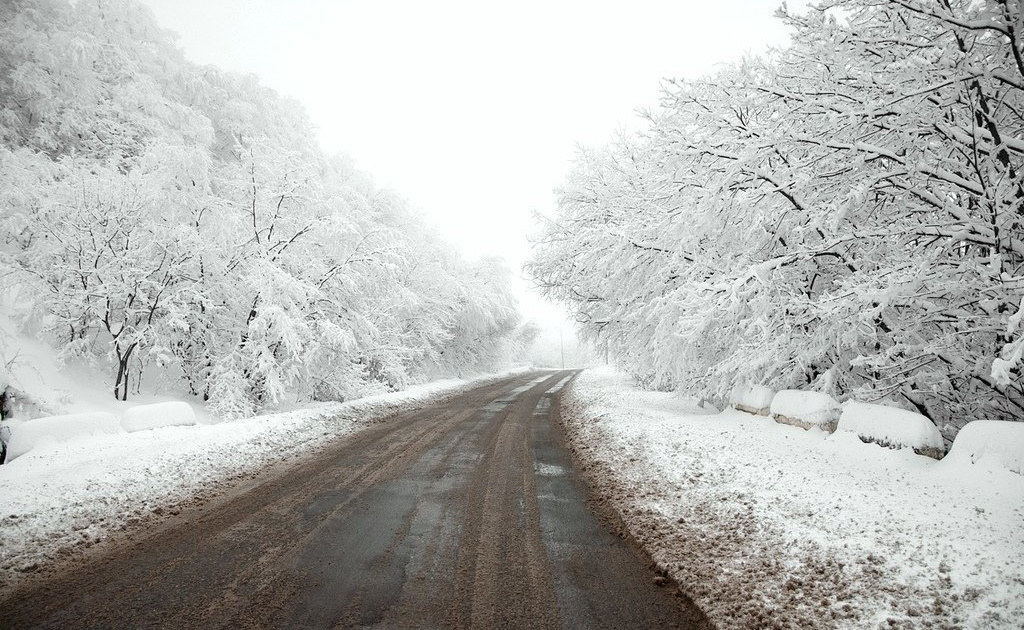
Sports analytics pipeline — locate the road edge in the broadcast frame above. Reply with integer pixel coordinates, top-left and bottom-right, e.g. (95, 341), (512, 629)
(552, 373), (718, 630)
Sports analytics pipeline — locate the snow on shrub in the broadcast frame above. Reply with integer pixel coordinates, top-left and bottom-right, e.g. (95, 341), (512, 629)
(944, 421), (1024, 475)
(0, 370), (10, 421)
(730, 383), (774, 416)
(5, 412), (121, 461)
(837, 402), (945, 460)
(0, 366), (11, 420)
(770, 390), (841, 433)
(121, 402), (197, 433)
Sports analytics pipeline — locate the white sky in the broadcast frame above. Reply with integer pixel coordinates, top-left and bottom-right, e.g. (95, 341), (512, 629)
(139, 0), (799, 329)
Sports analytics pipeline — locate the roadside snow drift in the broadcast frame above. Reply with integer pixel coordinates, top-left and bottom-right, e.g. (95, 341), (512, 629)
(730, 383), (774, 415)
(945, 420), (1024, 474)
(5, 413), (121, 461)
(770, 390), (840, 432)
(838, 401), (945, 459)
(4, 403), (200, 461)
(562, 367), (1024, 630)
(121, 402), (197, 433)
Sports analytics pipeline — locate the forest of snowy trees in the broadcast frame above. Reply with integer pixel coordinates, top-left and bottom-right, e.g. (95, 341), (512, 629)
(0, 0), (534, 418)
(529, 0), (1024, 439)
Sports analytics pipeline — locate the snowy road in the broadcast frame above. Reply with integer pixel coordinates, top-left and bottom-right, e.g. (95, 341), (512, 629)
(2, 371), (711, 629)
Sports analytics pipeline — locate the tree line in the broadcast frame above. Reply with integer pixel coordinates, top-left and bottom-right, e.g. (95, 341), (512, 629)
(528, 0), (1024, 438)
(0, 0), (534, 417)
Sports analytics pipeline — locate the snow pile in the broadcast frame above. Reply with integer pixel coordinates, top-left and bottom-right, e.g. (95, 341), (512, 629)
(838, 401), (945, 459)
(5, 412), (121, 461)
(729, 382), (774, 415)
(770, 390), (840, 432)
(561, 367), (1024, 630)
(3, 402), (200, 460)
(121, 402), (197, 433)
(944, 420), (1024, 475)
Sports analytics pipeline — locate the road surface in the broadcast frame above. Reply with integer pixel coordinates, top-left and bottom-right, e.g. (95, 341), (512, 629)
(3, 370), (713, 629)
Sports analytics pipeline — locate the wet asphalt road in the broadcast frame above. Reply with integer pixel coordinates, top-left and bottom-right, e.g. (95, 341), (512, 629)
(2, 370), (713, 629)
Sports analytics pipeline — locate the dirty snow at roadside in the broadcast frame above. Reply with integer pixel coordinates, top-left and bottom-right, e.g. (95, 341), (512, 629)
(562, 367), (1024, 630)
(0, 373), (515, 594)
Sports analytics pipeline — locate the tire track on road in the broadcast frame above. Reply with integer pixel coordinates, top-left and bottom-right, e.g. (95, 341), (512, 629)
(3, 370), (714, 629)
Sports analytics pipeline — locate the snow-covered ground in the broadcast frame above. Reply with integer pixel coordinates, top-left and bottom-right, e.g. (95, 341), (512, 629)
(561, 367), (1024, 630)
(0, 370), (523, 596)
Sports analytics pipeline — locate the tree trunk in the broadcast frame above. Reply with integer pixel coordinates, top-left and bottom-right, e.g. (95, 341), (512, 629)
(113, 343), (137, 402)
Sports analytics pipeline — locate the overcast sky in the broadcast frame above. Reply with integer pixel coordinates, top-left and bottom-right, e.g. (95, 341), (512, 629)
(139, 0), (799, 329)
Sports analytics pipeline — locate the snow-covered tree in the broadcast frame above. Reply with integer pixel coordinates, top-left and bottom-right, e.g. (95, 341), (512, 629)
(1, 0), (527, 416)
(529, 0), (1024, 436)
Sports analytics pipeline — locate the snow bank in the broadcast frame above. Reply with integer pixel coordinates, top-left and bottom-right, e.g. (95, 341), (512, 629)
(121, 401), (197, 432)
(562, 367), (1024, 629)
(838, 401), (945, 459)
(944, 420), (1024, 475)
(770, 390), (840, 432)
(5, 412), (121, 461)
(729, 382), (773, 415)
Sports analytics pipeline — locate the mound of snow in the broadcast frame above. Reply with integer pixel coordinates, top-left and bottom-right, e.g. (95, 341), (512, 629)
(6, 412), (121, 461)
(730, 383), (774, 416)
(838, 401), (944, 459)
(770, 390), (841, 432)
(944, 420), (1024, 475)
(122, 401), (197, 433)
